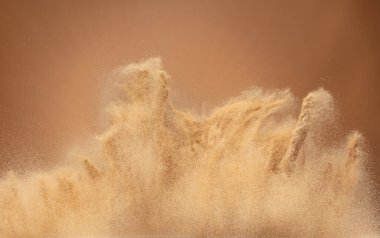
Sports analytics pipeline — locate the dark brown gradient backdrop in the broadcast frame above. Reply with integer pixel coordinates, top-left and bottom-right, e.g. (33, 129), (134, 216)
(0, 0), (379, 186)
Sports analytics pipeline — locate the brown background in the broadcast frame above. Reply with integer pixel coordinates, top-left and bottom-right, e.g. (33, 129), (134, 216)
(0, 0), (379, 193)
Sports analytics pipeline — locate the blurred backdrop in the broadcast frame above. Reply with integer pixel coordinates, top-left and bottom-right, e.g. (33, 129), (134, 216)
(0, 0), (379, 189)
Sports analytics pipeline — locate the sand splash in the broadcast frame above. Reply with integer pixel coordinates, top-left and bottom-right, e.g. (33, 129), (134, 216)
(0, 58), (378, 237)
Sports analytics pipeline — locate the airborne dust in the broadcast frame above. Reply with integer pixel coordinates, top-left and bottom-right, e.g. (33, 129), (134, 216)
(0, 58), (378, 237)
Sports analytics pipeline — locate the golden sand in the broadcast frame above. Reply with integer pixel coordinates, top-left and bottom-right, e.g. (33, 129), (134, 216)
(0, 58), (378, 237)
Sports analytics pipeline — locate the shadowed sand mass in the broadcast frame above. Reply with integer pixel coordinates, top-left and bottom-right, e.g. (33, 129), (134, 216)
(0, 58), (378, 237)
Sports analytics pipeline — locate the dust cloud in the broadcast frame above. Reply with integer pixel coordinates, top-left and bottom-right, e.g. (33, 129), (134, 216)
(0, 58), (378, 237)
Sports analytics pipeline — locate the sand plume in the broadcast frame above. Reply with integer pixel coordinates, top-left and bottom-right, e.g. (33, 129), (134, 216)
(0, 58), (378, 237)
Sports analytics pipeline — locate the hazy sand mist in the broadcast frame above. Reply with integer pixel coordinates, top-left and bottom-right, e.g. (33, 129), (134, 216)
(0, 58), (378, 237)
